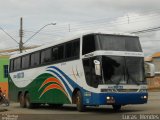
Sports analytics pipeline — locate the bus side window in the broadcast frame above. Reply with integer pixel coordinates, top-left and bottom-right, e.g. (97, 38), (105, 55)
(65, 39), (80, 59)
(14, 57), (21, 71)
(65, 42), (73, 59)
(58, 45), (64, 60)
(22, 55), (30, 69)
(72, 39), (80, 58)
(41, 48), (52, 64)
(10, 60), (14, 72)
(82, 35), (95, 55)
(31, 52), (40, 67)
(52, 47), (58, 61)
(83, 57), (99, 88)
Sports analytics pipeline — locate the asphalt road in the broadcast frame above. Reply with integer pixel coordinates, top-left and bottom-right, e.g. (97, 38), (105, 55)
(0, 92), (160, 120)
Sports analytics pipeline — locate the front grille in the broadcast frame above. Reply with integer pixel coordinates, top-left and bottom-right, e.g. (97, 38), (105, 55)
(117, 89), (139, 92)
(101, 89), (139, 92)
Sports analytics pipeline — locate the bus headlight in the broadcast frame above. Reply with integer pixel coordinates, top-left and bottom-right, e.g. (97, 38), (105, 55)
(143, 96), (147, 99)
(141, 95), (147, 99)
(107, 96), (110, 100)
(106, 96), (115, 104)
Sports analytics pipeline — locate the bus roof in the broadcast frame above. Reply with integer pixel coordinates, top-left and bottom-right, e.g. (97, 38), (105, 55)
(10, 31), (137, 59)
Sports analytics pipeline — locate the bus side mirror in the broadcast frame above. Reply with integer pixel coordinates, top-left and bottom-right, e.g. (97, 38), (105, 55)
(94, 60), (101, 76)
(145, 62), (155, 78)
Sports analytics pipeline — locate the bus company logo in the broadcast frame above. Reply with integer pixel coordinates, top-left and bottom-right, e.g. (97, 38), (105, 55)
(13, 72), (24, 79)
(125, 52), (143, 56)
(38, 77), (68, 99)
(108, 85), (123, 89)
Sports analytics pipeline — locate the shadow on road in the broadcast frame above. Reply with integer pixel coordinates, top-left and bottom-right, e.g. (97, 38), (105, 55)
(12, 104), (144, 114)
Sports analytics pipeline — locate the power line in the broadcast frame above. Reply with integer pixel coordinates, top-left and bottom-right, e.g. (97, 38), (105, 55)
(0, 27), (19, 44)
(131, 26), (160, 34)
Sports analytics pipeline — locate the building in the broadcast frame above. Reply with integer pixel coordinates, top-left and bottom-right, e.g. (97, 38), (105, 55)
(152, 52), (160, 75)
(145, 52), (160, 89)
(0, 55), (9, 97)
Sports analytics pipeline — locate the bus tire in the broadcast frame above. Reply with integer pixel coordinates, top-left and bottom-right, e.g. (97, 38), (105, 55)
(76, 91), (85, 112)
(112, 105), (121, 111)
(19, 93), (26, 108)
(25, 93), (34, 109)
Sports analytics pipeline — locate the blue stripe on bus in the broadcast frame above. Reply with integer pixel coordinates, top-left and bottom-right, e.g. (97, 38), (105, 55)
(47, 66), (81, 89)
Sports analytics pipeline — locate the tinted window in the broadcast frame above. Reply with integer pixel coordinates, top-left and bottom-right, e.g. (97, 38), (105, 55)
(65, 42), (72, 58)
(125, 37), (142, 52)
(10, 60), (14, 72)
(98, 35), (125, 51)
(98, 35), (142, 52)
(82, 35), (95, 55)
(31, 52), (40, 67)
(65, 39), (80, 59)
(58, 45), (64, 60)
(41, 48), (52, 64)
(14, 57), (21, 70)
(125, 57), (144, 83)
(102, 56), (125, 84)
(72, 39), (80, 57)
(52, 47), (58, 61)
(22, 55), (30, 69)
(83, 57), (102, 88)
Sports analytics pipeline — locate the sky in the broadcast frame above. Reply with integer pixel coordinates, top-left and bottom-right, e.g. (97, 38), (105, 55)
(0, 0), (160, 56)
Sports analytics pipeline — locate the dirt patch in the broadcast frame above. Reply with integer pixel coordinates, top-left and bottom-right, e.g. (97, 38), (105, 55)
(0, 108), (8, 112)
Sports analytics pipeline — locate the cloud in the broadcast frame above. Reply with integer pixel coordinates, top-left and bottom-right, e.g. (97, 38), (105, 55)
(0, 0), (160, 56)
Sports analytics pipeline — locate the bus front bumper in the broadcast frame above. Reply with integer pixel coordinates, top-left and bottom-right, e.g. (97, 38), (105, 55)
(83, 92), (148, 105)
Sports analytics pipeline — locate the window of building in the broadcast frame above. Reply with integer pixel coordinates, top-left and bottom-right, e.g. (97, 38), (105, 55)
(4, 65), (8, 78)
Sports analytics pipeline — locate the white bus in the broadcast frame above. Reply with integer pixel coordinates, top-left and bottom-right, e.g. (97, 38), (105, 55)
(9, 32), (149, 112)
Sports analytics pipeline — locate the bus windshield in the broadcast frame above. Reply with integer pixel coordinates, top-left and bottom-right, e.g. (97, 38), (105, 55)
(96, 34), (142, 52)
(82, 34), (142, 55)
(102, 56), (145, 85)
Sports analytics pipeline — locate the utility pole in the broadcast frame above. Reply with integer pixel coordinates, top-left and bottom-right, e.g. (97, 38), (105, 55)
(19, 17), (23, 53)
(68, 24), (70, 32)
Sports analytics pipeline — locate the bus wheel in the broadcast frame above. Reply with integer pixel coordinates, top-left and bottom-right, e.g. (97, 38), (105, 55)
(112, 105), (121, 111)
(76, 91), (85, 112)
(19, 93), (26, 108)
(25, 93), (34, 109)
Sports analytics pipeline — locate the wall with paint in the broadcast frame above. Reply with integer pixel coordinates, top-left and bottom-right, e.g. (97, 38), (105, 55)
(0, 56), (9, 98)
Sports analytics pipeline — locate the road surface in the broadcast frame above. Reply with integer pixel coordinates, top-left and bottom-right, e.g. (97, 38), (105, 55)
(0, 92), (159, 120)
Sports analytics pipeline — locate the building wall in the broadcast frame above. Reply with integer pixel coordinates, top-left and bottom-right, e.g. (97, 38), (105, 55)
(0, 56), (9, 97)
(152, 57), (160, 73)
